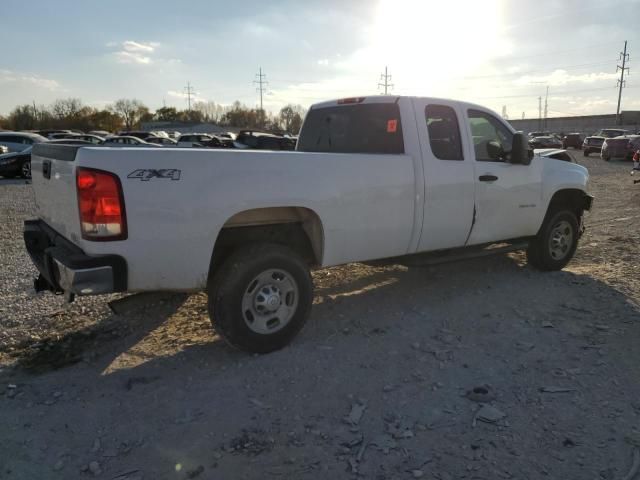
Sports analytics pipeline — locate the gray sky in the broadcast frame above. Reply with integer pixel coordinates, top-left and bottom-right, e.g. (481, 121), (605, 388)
(1, 0), (638, 118)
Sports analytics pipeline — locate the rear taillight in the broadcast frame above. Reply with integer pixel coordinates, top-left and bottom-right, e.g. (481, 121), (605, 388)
(76, 167), (127, 241)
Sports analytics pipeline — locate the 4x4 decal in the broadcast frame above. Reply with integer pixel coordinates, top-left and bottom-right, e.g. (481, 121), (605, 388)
(127, 169), (181, 181)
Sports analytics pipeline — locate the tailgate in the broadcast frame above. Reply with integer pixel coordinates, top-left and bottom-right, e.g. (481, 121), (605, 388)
(31, 144), (85, 241)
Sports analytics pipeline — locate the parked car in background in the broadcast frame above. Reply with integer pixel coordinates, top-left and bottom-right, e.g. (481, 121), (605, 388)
(148, 131), (170, 138)
(0, 132), (48, 152)
(145, 136), (178, 146)
(33, 129), (73, 139)
(176, 134), (213, 148)
(601, 135), (640, 161)
(582, 129), (628, 157)
(0, 146), (32, 178)
(529, 136), (563, 149)
(562, 133), (583, 149)
(49, 133), (105, 144)
(0, 145), (8, 154)
(89, 130), (111, 137)
(528, 131), (548, 139)
(103, 136), (162, 147)
(201, 135), (235, 149)
(235, 130), (297, 150)
(118, 131), (158, 140)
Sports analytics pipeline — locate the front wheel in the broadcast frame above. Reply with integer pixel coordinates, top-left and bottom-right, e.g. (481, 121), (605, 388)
(207, 243), (313, 353)
(583, 150), (589, 157)
(21, 161), (31, 179)
(527, 210), (579, 271)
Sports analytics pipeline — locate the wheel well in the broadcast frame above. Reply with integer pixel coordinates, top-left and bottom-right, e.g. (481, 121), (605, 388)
(209, 207), (324, 279)
(547, 189), (588, 219)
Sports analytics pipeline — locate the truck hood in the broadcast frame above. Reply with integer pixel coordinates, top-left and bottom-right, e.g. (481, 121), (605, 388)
(534, 148), (574, 163)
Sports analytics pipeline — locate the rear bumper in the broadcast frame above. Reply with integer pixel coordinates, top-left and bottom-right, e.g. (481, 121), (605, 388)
(23, 220), (127, 296)
(582, 145), (602, 153)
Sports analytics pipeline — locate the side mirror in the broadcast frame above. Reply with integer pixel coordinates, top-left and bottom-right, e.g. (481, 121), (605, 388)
(509, 132), (533, 165)
(486, 140), (504, 160)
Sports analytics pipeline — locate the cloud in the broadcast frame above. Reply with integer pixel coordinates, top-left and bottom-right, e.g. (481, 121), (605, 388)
(0, 69), (60, 90)
(122, 41), (159, 53)
(515, 69), (618, 87)
(110, 41), (160, 65)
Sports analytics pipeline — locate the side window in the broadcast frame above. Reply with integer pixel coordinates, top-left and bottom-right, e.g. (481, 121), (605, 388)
(22, 137), (34, 145)
(425, 105), (463, 160)
(467, 109), (513, 162)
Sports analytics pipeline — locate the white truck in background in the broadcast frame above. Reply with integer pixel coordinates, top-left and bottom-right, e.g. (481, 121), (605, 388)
(24, 96), (592, 353)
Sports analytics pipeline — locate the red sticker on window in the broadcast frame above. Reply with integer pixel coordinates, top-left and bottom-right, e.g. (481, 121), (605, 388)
(387, 119), (398, 133)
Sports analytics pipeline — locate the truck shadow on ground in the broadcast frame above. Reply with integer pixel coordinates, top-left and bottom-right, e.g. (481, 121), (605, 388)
(8, 252), (638, 380)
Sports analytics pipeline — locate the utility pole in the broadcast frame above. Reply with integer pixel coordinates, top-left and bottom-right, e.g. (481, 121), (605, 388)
(184, 82), (195, 112)
(378, 66), (394, 94)
(616, 40), (629, 125)
(32, 100), (37, 128)
(543, 86), (549, 130)
(501, 105), (508, 120)
(538, 96), (542, 131)
(522, 112), (525, 120)
(254, 67), (268, 127)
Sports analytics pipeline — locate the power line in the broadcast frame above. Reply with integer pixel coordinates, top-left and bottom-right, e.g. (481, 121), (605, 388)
(378, 66), (394, 94)
(254, 67), (268, 126)
(616, 40), (629, 125)
(543, 86), (549, 129)
(254, 67), (268, 112)
(184, 81), (194, 112)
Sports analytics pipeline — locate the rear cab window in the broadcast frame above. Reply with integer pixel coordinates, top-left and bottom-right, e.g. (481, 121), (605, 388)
(297, 102), (404, 154)
(425, 105), (463, 160)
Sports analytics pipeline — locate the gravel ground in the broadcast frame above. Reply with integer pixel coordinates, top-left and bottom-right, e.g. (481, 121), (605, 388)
(1, 151), (639, 480)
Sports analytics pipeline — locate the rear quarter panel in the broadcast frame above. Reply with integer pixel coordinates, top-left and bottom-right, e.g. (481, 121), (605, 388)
(74, 147), (416, 291)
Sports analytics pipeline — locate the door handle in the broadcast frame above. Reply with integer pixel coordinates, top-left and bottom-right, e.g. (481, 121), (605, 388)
(479, 175), (498, 182)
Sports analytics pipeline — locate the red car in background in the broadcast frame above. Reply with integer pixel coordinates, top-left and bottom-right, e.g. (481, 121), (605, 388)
(601, 135), (640, 161)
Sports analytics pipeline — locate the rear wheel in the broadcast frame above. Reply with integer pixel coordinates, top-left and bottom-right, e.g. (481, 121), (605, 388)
(207, 243), (313, 353)
(527, 210), (579, 271)
(21, 161), (31, 179)
(583, 150), (589, 157)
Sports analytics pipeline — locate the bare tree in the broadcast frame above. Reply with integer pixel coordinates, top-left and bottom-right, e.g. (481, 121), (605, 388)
(193, 101), (224, 123)
(279, 104), (307, 133)
(109, 99), (147, 130)
(51, 98), (83, 119)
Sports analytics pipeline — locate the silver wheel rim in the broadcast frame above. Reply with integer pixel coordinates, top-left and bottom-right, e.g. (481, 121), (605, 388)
(548, 220), (574, 261)
(22, 162), (31, 178)
(241, 269), (299, 335)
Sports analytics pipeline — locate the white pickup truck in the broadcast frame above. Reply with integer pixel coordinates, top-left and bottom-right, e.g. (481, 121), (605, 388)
(24, 96), (593, 353)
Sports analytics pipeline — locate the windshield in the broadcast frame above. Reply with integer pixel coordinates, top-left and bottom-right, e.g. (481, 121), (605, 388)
(297, 103), (404, 154)
(599, 129), (627, 138)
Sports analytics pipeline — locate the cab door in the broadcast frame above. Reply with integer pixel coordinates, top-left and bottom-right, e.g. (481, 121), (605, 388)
(414, 100), (476, 252)
(463, 108), (543, 245)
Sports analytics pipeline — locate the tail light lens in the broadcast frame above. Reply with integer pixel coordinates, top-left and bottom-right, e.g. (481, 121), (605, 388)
(76, 167), (127, 241)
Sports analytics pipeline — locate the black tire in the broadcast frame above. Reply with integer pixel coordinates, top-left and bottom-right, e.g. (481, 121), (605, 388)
(207, 243), (313, 353)
(21, 161), (31, 179)
(603, 154), (610, 162)
(527, 210), (579, 271)
(583, 150), (589, 157)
